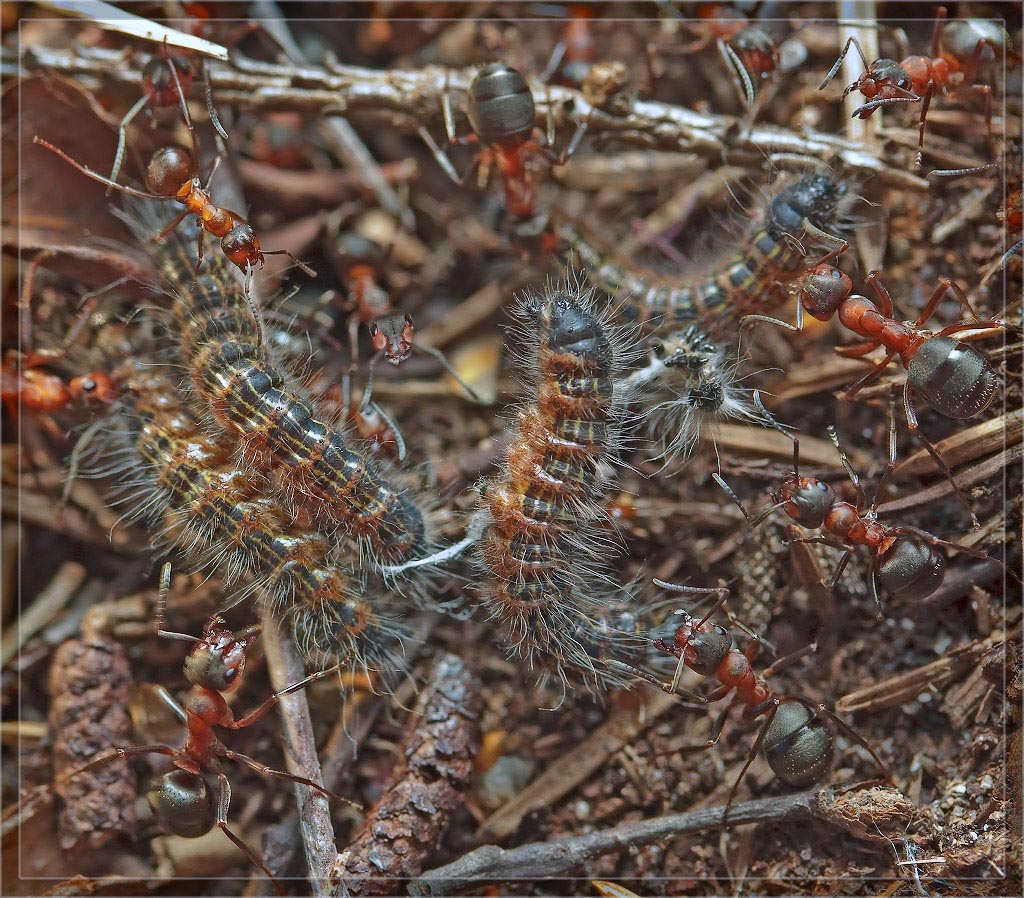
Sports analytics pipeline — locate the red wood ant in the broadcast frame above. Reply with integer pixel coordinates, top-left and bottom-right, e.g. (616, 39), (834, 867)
(609, 579), (891, 821)
(715, 395), (1003, 620)
(2, 257), (118, 441)
(40, 566), (353, 894)
(746, 258), (1007, 521)
(419, 63), (584, 223)
(647, 3), (780, 112)
(108, 44), (228, 189)
(33, 61), (309, 278)
(539, 4), (598, 88)
(819, 7), (1001, 168)
(342, 262), (415, 365)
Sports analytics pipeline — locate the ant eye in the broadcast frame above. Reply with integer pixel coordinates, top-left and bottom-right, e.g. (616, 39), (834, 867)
(224, 668), (236, 680)
(898, 78), (911, 89)
(81, 378), (97, 392)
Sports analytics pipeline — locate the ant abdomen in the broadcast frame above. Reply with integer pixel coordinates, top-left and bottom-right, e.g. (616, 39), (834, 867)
(762, 701), (834, 788)
(907, 336), (998, 419)
(468, 63), (535, 146)
(145, 146), (193, 196)
(147, 770), (216, 839)
(876, 538), (947, 601)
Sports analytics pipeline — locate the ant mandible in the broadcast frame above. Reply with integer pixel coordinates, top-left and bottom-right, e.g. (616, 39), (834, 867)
(715, 395), (1002, 620)
(746, 258), (1007, 521)
(609, 579), (892, 822)
(33, 61), (309, 279)
(419, 63), (585, 223)
(819, 7), (1000, 168)
(40, 565), (354, 895)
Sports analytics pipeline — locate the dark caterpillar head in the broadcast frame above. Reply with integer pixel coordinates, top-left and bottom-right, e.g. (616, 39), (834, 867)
(543, 291), (611, 361)
(769, 173), (848, 232)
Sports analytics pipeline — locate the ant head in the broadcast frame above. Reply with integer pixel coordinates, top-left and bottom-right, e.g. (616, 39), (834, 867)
(142, 55), (194, 104)
(148, 769), (215, 838)
(848, 58), (912, 98)
(907, 336), (998, 419)
(369, 312), (414, 365)
(731, 25), (779, 78)
(183, 623), (260, 692)
(799, 265), (851, 321)
(469, 63), (535, 146)
(777, 478), (835, 529)
(684, 623), (732, 676)
(762, 700), (834, 787)
(68, 372), (117, 404)
(221, 225), (262, 272)
(145, 146), (193, 196)
(876, 537), (946, 601)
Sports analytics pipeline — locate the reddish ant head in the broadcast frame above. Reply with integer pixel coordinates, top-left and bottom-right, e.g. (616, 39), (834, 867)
(145, 146), (194, 196)
(907, 336), (998, 419)
(762, 701), (834, 787)
(731, 25), (779, 79)
(468, 63), (536, 147)
(221, 224), (264, 272)
(68, 373), (117, 404)
(799, 265), (851, 321)
(147, 769), (215, 838)
(142, 55), (195, 106)
(183, 622), (260, 693)
(684, 622), (732, 676)
(776, 478), (835, 529)
(876, 537), (946, 601)
(369, 312), (414, 365)
(846, 58), (912, 99)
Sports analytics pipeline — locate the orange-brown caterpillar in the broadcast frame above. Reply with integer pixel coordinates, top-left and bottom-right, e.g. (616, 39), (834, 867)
(135, 213), (428, 569)
(476, 276), (638, 683)
(88, 361), (403, 673)
(560, 172), (852, 332)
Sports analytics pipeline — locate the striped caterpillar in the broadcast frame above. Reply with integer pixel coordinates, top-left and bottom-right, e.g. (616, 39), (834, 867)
(129, 210), (429, 570)
(87, 359), (404, 674)
(474, 275), (640, 684)
(560, 171), (852, 332)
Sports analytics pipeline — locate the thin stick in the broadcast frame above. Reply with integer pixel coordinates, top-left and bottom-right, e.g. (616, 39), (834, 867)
(260, 612), (336, 898)
(413, 789), (831, 894)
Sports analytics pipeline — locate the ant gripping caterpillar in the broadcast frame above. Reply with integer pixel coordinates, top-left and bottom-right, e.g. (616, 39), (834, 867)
(85, 361), (404, 674)
(559, 172), (852, 333)
(131, 212), (430, 569)
(475, 275), (638, 683)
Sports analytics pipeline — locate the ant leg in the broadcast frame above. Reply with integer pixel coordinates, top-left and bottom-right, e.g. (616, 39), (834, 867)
(819, 36), (870, 90)
(915, 80), (937, 169)
(719, 39), (756, 110)
(164, 46), (199, 162)
(603, 658), (709, 704)
(219, 748), (359, 809)
(199, 60), (229, 142)
(32, 138), (164, 200)
(722, 699), (780, 826)
(262, 249), (317, 278)
(413, 342), (483, 403)
(417, 124), (465, 185)
(154, 208), (191, 242)
(794, 697), (894, 785)
(213, 773), (284, 896)
(902, 384), (980, 528)
(865, 271), (895, 318)
(827, 423), (867, 509)
(836, 340), (884, 358)
(108, 94), (149, 190)
(929, 6), (949, 58)
(840, 351), (899, 402)
(41, 744), (178, 800)
(227, 663), (343, 730)
(868, 402), (899, 512)
(763, 642), (818, 677)
(825, 550), (853, 590)
(539, 38), (567, 83)
(913, 276), (957, 327)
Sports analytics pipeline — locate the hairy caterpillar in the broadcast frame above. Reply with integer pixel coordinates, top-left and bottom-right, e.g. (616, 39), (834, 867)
(126, 209), (429, 569)
(86, 360), (404, 674)
(475, 275), (639, 684)
(559, 171), (852, 332)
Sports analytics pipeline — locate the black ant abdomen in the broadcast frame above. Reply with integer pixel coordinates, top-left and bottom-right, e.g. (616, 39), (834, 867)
(762, 702), (835, 788)
(147, 770), (216, 839)
(906, 335), (998, 419)
(876, 538), (947, 602)
(468, 63), (536, 146)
